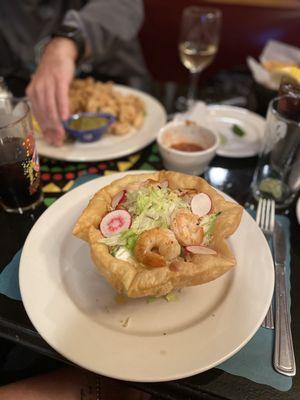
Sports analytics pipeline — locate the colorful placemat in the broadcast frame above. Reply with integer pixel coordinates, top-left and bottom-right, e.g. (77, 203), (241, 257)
(39, 143), (160, 207)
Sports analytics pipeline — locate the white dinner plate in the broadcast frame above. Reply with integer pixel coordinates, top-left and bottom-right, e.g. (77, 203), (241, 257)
(207, 105), (266, 158)
(36, 85), (167, 162)
(20, 171), (274, 382)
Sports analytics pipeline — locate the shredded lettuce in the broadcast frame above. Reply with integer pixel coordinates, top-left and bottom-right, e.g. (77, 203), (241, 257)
(100, 229), (138, 252)
(147, 296), (159, 303)
(124, 186), (188, 234)
(147, 291), (179, 303)
(164, 291), (178, 302)
(101, 186), (190, 255)
(111, 246), (133, 261)
(100, 235), (122, 247)
(111, 246), (119, 257)
(200, 211), (222, 244)
(121, 229), (138, 251)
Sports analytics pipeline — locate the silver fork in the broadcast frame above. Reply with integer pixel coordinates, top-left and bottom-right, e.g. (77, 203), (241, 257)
(256, 198), (275, 329)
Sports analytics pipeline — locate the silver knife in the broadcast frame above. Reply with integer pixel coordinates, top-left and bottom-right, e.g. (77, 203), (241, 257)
(273, 221), (296, 376)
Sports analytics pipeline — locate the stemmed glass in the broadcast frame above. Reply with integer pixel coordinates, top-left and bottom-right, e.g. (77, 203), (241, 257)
(178, 6), (222, 110)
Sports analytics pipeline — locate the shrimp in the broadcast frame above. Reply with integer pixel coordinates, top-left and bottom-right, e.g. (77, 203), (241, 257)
(134, 228), (181, 268)
(171, 209), (204, 246)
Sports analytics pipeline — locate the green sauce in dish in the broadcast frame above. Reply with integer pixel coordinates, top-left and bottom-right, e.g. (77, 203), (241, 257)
(69, 116), (107, 131)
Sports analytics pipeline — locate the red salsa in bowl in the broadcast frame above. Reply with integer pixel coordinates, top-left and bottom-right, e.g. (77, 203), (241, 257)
(170, 142), (204, 152)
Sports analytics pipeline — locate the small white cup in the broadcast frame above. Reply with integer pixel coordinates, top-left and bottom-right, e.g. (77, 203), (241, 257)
(157, 120), (219, 175)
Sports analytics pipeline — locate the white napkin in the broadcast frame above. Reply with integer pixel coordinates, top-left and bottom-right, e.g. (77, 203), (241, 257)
(247, 40), (300, 90)
(173, 101), (210, 124)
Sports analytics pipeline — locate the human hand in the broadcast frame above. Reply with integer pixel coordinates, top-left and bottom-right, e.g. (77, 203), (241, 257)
(26, 38), (77, 146)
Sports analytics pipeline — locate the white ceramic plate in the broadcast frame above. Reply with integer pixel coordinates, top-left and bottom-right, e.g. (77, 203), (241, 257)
(296, 197), (300, 224)
(20, 171), (274, 382)
(36, 85), (167, 161)
(207, 105), (266, 158)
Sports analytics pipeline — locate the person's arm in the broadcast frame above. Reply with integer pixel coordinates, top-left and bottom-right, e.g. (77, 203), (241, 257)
(64, 0), (144, 63)
(0, 366), (150, 400)
(26, 0), (144, 147)
(26, 38), (76, 146)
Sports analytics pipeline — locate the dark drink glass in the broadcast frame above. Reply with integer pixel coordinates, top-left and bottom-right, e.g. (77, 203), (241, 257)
(278, 76), (300, 122)
(0, 98), (42, 213)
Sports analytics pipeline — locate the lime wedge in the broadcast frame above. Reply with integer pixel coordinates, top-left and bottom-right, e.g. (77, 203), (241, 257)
(259, 178), (282, 199)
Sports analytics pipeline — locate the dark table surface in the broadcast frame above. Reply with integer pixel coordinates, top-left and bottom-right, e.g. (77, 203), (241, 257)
(0, 72), (299, 399)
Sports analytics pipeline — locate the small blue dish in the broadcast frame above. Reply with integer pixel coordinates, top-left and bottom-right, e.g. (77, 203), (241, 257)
(63, 112), (116, 143)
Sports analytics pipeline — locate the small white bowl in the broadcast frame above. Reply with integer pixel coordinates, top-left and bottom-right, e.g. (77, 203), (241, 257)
(157, 120), (219, 175)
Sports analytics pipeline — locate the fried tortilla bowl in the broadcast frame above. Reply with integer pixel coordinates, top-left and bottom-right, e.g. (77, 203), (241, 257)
(73, 171), (243, 298)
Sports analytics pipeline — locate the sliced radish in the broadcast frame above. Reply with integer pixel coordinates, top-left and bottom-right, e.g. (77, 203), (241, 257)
(186, 245), (217, 255)
(100, 210), (131, 237)
(191, 193), (212, 217)
(111, 190), (126, 209)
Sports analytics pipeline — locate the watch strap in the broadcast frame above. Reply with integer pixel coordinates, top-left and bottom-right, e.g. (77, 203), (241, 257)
(52, 25), (85, 63)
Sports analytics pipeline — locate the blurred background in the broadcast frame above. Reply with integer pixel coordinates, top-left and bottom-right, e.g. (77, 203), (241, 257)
(139, 0), (300, 84)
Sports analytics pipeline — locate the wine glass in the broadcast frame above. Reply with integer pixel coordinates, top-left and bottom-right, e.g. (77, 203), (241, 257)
(178, 6), (222, 110)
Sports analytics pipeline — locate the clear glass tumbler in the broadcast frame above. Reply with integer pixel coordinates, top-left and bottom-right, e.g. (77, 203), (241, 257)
(252, 94), (300, 208)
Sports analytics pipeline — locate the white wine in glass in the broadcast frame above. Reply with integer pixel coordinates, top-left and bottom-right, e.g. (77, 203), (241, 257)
(179, 42), (217, 73)
(178, 7), (222, 110)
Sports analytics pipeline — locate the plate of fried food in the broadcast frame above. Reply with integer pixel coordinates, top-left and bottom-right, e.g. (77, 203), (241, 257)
(36, 78), (167, 161)
(20, 171), (274, 382)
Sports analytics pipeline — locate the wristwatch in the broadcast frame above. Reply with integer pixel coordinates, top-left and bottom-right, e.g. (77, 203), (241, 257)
(52, 25), (85, 62)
